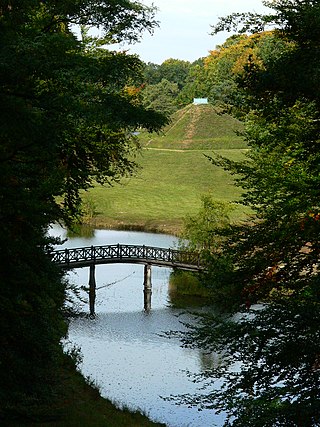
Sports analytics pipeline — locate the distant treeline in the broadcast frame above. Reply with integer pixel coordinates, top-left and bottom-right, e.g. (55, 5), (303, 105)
(141, 31), (291, 115)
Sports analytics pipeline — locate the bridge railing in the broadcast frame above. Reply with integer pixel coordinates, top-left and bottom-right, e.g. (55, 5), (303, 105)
(51, 244), (203, 270)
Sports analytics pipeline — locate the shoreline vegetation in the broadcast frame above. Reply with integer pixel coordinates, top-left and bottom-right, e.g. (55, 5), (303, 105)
(78, 217), (184, 236)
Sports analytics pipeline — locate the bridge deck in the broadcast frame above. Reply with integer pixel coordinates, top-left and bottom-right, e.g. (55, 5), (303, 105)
(51, 244), (203, 271)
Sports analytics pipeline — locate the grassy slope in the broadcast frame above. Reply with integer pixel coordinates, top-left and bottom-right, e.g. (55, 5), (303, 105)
(3, 367), (165, 427)
(139, 104), (245, 150)
(84, 104), (249, 234)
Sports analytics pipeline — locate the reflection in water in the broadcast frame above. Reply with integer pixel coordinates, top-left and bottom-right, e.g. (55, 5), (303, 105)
(199, 352), (224, 372)
(51, 225), (225, 427)
(66, 223), (95, 239)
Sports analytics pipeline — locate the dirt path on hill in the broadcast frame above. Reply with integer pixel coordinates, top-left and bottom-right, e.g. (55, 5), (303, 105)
(185, 105), (202, 140)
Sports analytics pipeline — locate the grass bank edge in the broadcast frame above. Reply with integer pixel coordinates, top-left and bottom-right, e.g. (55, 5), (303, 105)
(79, 148), (249, 236)
(3, 362), (165, 427)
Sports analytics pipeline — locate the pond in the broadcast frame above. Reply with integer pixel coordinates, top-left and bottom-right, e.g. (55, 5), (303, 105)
(50, 225), (225, 427)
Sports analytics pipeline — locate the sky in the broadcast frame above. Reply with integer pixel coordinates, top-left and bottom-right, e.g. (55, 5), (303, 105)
(111, 0), (272, 64)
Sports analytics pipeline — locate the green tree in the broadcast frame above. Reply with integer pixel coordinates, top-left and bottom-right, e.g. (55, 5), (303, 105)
(143, 58), (202, 108)
(142, 78), (180, 115)
(144, 58), (191, 88)
(158, 58), (191, 89)
(176, 1), (320, 425)
(180, 195), (231, 253)
(143, 61), (162, 84)
(201, 31), (293, 108)
(0, 0), (166, 418)
(177, 60), (208, 106)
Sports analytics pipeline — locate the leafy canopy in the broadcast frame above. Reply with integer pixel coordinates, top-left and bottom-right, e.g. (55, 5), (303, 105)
(0, 0), (166, 418)
(177, 1), (320, 426)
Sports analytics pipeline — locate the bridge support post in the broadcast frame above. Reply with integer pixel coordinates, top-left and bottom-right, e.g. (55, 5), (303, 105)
(89, 264), (96, 317)
(143, 264), (152, 312)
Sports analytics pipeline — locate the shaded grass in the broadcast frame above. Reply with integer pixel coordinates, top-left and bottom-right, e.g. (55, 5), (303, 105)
(84, 148), (249, 234)
(3, 365), (165, 427)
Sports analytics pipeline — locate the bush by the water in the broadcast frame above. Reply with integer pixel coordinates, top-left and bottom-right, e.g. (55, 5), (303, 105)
(169, 270), (210, 299)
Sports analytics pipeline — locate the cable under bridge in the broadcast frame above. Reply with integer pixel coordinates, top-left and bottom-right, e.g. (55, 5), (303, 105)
(51, 244), (205, 315)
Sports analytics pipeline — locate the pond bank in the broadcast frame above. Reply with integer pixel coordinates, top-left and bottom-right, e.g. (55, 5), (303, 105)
(4, 364), (165, 427)
(81, 217), (184, 237)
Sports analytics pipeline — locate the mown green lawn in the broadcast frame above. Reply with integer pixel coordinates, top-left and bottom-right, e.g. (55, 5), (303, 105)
(83, 148), (249, 234)
(138, 104), (246, 150)
(80, 105), (250, 234)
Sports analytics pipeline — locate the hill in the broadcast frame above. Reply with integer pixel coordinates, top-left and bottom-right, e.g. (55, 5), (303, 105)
(138, 103), (246, 150)
(82, 104), (249, 234)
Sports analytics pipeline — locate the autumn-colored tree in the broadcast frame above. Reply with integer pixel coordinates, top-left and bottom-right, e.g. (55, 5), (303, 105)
(201, 31), (293, 108)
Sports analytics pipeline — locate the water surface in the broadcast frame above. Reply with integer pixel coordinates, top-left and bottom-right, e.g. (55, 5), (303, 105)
(51, 225), (224, 427)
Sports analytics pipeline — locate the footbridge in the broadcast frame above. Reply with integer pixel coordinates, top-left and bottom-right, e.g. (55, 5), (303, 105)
(52, 244), (204, 315)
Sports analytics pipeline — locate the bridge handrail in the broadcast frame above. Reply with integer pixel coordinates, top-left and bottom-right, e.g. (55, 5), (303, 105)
(51, 244), (203, 270)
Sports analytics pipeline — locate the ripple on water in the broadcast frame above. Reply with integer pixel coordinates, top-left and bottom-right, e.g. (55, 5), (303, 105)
(67, 308), (225, 427)
(51, 225), (225, 426)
